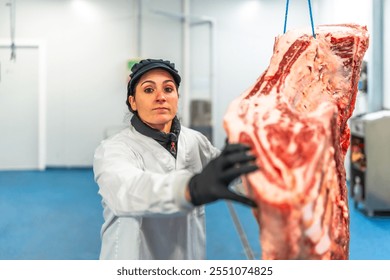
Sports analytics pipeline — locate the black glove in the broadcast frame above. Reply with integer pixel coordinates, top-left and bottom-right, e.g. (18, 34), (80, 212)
(188, 143), (258, 207)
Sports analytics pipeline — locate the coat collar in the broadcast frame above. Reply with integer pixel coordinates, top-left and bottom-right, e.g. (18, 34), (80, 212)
(131, 114), (181, 158)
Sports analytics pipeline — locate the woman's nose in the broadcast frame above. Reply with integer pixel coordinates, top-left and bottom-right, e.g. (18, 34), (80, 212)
(155, 90), (166, 101)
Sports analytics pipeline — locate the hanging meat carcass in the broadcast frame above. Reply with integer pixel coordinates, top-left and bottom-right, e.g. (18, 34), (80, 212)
(224, 24), (369, 259)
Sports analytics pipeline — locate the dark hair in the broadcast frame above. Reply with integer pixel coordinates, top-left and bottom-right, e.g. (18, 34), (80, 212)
(126, 59), (181, 113)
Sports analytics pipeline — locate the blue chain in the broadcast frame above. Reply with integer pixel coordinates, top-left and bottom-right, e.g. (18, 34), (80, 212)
(283, 0), (316, 38)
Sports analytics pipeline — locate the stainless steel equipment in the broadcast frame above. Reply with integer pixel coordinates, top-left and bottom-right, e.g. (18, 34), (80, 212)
(190, 100), (213, 142)
(350, 110), (390, 216)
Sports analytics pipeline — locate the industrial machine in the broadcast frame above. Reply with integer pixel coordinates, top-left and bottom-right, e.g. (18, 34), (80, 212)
(350, 110), (390, 216)
(190, 100), (213, 142)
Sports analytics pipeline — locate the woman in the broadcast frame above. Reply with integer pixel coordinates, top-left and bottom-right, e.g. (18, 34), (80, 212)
(93, 58), (258, 260)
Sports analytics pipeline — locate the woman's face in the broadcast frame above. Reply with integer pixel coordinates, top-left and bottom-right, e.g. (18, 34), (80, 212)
(129, 69), (179, 133)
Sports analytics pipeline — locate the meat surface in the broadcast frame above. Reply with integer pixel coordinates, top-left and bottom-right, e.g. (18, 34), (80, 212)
(223, 24), (369, 259)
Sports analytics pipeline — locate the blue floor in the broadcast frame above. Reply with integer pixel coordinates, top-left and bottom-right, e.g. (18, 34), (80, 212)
(0, 168), (389, 260)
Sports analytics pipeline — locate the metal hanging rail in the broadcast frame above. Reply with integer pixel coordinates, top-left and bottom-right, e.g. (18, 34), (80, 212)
(6, 0), (16, 60)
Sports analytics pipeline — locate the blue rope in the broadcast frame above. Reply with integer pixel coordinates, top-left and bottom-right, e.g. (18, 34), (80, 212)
(283, 0), (290, 34)
(308, 0), (316, 38)
(283, 0), (316, 39)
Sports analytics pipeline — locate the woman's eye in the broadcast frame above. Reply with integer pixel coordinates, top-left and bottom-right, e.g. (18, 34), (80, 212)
(144, 88), (154, 93)
(164, 87), (174, 93)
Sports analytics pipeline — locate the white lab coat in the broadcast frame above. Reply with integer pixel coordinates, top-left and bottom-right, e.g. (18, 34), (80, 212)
(93, 125), (219, 260)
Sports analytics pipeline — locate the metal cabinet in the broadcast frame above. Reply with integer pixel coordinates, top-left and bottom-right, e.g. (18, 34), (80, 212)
(350, 110), (390, 216)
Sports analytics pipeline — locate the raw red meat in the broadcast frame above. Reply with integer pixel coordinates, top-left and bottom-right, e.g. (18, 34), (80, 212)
(224, 24), (369, 259)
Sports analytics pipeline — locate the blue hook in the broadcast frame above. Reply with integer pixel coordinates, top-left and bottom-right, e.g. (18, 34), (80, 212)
(283, 0), (316, 38)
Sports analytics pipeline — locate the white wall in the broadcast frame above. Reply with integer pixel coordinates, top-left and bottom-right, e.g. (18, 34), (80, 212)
(0, 0), (376, 167)
(1, 0), (138, 166)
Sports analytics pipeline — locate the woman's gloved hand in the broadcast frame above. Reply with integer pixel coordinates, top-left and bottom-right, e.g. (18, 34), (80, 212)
(188, 143), (258, 207)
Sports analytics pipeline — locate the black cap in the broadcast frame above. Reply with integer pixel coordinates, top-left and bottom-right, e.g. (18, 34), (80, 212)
(127, 59), (181, 97)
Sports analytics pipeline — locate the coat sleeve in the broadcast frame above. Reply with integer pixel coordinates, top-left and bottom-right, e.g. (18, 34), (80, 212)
(192, 130), (221, 164)
(93, 139), (195, 217)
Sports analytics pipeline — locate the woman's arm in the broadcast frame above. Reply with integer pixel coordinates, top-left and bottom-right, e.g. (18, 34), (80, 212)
(93, 140), (194, 217)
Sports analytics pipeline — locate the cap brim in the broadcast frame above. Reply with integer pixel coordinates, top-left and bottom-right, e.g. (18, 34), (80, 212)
(132, 63), (181, 85)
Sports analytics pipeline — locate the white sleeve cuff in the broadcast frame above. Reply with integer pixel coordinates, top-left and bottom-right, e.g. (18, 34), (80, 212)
(173, 170), (195, 210)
